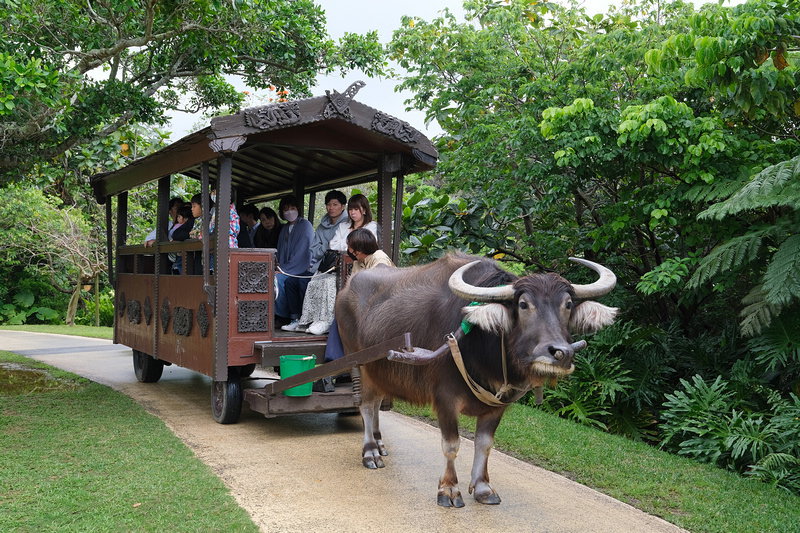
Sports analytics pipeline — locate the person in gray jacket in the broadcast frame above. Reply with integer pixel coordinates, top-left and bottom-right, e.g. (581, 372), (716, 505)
(281, 190), (349, 331)
(308, 190), (350, 273)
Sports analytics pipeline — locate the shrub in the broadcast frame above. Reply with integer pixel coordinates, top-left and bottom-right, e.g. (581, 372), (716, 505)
(75, 289), (115, 327)
(0, 290), (60, 325)
(660, 375), (800, 495)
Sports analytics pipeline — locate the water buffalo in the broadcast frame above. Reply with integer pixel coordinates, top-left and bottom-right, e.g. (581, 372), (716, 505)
(335, 252), (618, 507)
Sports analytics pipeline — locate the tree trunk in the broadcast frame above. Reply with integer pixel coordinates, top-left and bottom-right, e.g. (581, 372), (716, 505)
(65, 282), (81, 326)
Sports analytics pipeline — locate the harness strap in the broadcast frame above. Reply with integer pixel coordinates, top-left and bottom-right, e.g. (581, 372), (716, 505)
(447, 333), (527, 407)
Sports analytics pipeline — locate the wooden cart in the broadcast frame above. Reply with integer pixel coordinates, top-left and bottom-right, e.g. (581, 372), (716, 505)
(91, 82), (437, 422)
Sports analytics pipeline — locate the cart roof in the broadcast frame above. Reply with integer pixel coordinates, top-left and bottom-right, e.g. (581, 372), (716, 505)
(91, 82), (438, 203)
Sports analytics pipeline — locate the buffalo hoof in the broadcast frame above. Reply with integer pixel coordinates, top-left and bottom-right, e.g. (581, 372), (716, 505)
(376, 440), (388, 457)
(437, 487), (465, 508)
(362, 454), (385, 469)
(469, 482), (501, 505)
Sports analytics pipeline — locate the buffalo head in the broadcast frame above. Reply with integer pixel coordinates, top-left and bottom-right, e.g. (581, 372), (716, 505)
(448, 257), (618, 379)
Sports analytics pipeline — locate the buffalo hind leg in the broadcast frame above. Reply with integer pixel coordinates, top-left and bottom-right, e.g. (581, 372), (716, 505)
(360, 377), (386, 469)
(436, 407), (465, 508)
(469, 409), (504, 504)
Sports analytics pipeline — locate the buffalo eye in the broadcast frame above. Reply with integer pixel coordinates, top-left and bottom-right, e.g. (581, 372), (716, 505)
(565, 300), (573, 310)
(519, 301), (529, 310)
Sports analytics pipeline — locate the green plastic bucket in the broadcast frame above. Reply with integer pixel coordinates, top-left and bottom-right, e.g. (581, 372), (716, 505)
(279, 355), (316, 397)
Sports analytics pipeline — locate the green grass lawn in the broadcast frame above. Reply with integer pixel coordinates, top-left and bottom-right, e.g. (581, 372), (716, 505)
(0, 350), (258, 532)
(4, 325), (799, 532)
(0, 324), (113, 340)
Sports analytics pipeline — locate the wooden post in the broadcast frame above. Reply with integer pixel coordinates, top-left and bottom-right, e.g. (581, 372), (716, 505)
(94, 273), (100, 327)
(392, 173), (405, 265)
(214, 154), (234, 381)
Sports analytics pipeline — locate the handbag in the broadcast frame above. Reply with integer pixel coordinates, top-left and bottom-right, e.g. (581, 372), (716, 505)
(318, 249), (340, 273)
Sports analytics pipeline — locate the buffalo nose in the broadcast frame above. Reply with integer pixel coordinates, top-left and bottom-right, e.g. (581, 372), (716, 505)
(549, 345), (574, 368)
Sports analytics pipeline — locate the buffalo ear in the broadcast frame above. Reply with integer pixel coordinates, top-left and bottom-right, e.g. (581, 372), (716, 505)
(569, 301), (618, 333)
(462, 303), (511, 334)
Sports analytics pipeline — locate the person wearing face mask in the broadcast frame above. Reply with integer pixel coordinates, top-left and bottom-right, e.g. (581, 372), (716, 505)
(282, 191), (351, 333)
(274, 195), (314, 325)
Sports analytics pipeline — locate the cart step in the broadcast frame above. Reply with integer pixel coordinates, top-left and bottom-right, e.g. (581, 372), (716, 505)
(244, 382), (358, 417)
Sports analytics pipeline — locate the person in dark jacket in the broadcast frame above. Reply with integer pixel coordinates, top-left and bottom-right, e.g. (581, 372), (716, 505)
(170, 205), (194, 273)
(255, 206), (282, 248)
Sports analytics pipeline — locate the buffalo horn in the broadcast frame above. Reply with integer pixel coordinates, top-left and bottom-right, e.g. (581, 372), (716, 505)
(448, 261), (515, 302)
(568, 257), (617, 298)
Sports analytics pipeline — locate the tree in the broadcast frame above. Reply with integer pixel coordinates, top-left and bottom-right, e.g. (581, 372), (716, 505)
(0, 184), (104, 325)
(0, 0), (385, 182)
(389, 0), (800, 451)
(645, 0), (800, 337)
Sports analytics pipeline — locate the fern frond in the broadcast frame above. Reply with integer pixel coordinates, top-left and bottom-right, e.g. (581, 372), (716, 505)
(739, 283), (782, 337)
(699, 155), (800, 220)
(683, 177), (749, 204)
(687, 230), (769, 289)
(763, 234), (800, 307)
(747, 314), (800, 372)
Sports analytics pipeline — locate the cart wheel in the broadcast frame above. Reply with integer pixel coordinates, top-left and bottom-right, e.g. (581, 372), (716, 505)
(133, 349), (164, 383)
(239, 364), (257, 378)
(211, 369), (242, 424)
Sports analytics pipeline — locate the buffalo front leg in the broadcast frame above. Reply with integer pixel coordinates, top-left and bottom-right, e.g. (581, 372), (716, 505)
(360, 377), (386, 469)
(436, 407), (465, 508)
(469, 409), (504, 504)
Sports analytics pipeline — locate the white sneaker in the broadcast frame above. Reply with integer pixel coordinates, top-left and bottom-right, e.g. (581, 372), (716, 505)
(281, 319), (301, 332)
(308, 321), (331, 335)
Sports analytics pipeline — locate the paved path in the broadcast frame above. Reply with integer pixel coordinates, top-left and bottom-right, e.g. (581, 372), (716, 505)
(2, 330), (687, 533)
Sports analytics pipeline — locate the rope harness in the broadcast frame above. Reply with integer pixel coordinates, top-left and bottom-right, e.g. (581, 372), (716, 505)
(276, 264), (336, 278)
(447, 330), (528, 407)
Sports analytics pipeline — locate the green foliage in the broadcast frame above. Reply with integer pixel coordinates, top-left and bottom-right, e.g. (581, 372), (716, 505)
(660, 375), (800, 495)
(536, 321), (670, 441)
(0, 0), (385, 183)
(0, 290), (59, 325)
(399, 188), (511, 265)
(690, 156), (800, 336)
(74, 289), (116, 328)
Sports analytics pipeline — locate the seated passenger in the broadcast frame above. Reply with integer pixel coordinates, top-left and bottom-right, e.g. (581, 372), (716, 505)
(293, 194), (379, 335)
(209, 188), (240, 249)
(282, 191), (350, 332)
(144, 197), (184, 246)
(255, 207), (282, 248)
(238, 204), (261, 248)
(188, 193), (210, 240)
(169, 205), (194, 273)
(274, 195), (314, 325)
(328, 193), (379, 250)
(324, 228), (394, 362)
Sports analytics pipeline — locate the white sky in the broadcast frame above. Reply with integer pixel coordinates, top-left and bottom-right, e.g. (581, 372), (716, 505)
(165, 0), (740, 140)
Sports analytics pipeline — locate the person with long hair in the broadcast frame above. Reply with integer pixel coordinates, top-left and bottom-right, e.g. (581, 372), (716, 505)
(328, 193), (379, 249)
(294, 194), (380, 335)
(254, 206), (282, 248)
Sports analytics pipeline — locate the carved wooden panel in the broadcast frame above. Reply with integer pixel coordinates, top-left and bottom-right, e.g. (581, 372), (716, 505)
(126, 299), (141, 324)
(237, 300), (270, 333)
(238, 261), (271, 293)
(197, 302), (210, 338)
(174, 307), (193, 336)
